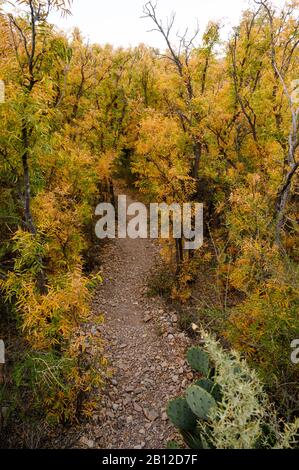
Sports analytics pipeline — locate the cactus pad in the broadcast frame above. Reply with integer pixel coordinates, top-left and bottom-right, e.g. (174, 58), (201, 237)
(167, 397), (197, 431)
(187, 347), (209, 375)
(195, 378), (223, 402)
(186, 385), (217, 420)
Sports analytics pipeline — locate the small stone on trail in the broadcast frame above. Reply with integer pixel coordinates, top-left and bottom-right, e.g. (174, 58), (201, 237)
(143, 408), (159, 422)
(133, 402), (143, 413)
(78, 436), (95, 449)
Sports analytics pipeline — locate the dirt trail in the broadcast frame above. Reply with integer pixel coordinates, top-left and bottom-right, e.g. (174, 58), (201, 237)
(81, 188), (193, 450)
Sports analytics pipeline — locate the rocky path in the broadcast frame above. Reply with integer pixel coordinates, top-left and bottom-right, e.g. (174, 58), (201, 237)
(79, 191), (193, 450)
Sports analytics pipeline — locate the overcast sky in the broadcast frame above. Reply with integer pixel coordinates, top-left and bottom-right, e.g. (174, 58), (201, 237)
(50, 0), (286, 49)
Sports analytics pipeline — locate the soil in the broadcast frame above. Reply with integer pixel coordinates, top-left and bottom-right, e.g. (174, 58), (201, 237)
(76, 188), (194, 449)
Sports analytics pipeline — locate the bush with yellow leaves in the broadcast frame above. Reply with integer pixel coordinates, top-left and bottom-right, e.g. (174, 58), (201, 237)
(0, 229), (106, 424)
(227, 256), (299, 415)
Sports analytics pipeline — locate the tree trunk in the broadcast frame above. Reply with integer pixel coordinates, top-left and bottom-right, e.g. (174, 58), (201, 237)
(175, 238), (184, 273)
(275, 162), (299, 246)
(192, 140), (202, 179)
(22, 124), (36, 236)
(22, 122), (47, 294)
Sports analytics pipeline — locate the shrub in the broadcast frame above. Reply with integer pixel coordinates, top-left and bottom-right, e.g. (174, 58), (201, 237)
(0, 230), (106, 424)
(167, 332), (299, 449)
(227, 260), (299, 414)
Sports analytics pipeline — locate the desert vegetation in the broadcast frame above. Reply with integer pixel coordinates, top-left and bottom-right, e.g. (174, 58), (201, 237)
(0, 0), (298, 449)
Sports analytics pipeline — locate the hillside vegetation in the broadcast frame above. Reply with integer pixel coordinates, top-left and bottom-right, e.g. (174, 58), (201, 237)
(0, 0), (298, 447)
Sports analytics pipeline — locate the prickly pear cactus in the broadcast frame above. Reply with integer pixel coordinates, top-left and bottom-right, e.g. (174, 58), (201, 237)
(167, 397), (197, 431)
(195, 378), (214, 393)
(195, 378), (223, 403)
(187, 347), (209, 375)
(211, 383), (223, 403)
(181, 430), (205, 449)
(186, 385), (217, 420)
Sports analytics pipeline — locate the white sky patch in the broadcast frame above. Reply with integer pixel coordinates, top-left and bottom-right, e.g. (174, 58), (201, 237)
(49, 0), (287, 48)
